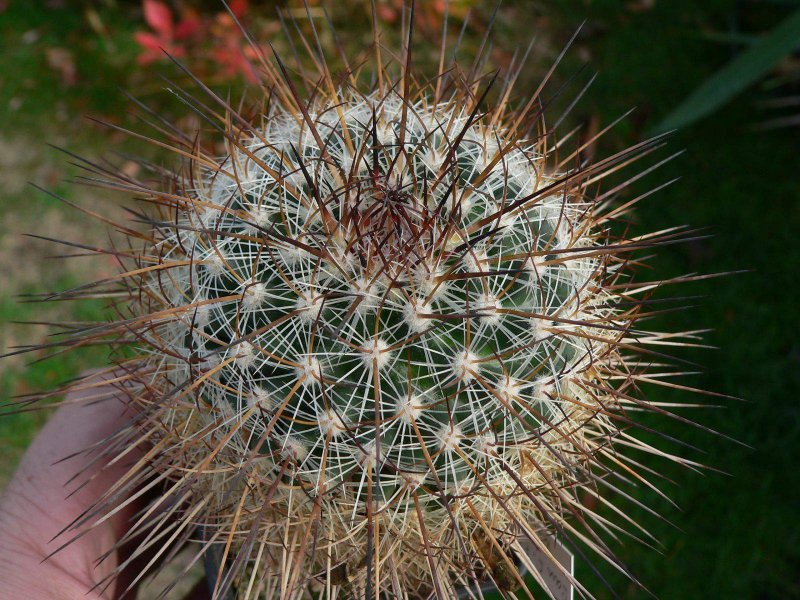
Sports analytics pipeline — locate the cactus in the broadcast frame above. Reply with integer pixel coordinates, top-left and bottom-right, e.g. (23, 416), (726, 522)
(11, 6), (716, 600)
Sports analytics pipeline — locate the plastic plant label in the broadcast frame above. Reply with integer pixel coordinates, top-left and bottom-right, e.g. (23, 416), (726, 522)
(522, 536), (574, 600)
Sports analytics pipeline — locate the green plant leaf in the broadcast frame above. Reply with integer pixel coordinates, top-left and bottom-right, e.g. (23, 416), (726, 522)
(651, 8), (800, 133)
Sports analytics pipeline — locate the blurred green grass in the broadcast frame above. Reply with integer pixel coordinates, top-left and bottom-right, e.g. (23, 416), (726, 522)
(0, 293), (108, 481)
(0, 2), (139, 482)
(0, 1), (798, 599)
(549, 1), (800, 598)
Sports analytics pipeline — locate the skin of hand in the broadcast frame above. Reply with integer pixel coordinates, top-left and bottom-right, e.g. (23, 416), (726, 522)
(0, 375), (209, 600)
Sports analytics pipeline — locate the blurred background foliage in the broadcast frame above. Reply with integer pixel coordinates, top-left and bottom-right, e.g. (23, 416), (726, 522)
(0, 0), (798, 598)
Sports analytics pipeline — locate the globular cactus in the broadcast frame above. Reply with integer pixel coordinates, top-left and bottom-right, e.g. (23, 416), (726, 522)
(159, 92), (606, 597)
(12, 6), (714, 600)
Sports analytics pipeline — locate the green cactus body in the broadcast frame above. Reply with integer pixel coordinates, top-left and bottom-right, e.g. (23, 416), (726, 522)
(157, 93), (596, 499)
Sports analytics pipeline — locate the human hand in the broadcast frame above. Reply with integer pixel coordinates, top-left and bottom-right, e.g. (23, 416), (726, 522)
(0, 373), (209, 600)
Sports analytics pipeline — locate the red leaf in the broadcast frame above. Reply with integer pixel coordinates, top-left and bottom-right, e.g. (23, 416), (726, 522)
(134, 31), (164, 52)
(376, 4), (398, 24)
(229, 0), (248, 19)
(143, 0), (173, 38)
(174, 13), (201, 40)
